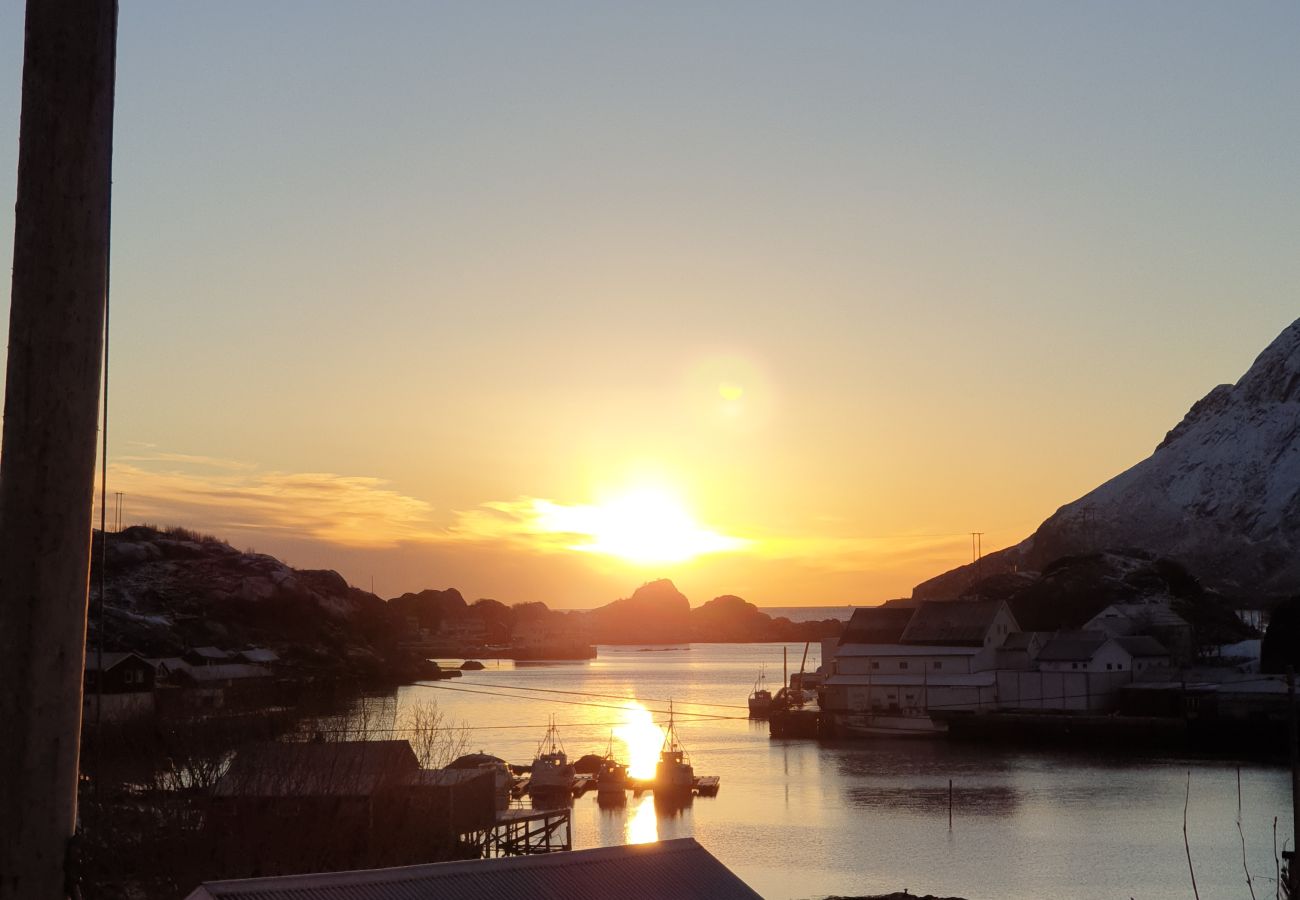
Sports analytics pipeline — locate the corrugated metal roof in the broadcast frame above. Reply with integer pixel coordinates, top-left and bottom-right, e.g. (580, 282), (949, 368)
(191, 646), (233, 660)
(213, 741), (420, 799)
(239, 648), (281, 663)
(838, 607), (915, 645)
(900, 600), (1007, 645)
(184, 837), (762, 900)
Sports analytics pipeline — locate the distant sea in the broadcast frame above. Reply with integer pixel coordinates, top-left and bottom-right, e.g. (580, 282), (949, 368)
(760, 605), (854, 622)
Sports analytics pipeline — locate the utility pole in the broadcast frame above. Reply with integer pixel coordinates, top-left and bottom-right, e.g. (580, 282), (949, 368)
(0, 3), (118, 899)
(1288, 668), (1298, 895)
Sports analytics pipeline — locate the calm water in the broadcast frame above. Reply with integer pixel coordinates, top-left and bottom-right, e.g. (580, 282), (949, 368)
(397, 643), (1289, 900)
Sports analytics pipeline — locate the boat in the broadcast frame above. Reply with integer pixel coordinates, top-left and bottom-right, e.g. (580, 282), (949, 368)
(748, 664), (773, 717)
(653, 703), (694, 805)
(595, 735), (628, 805)
(447, 752), (513, 810)
(529, 717), (576, 794)
(836, 711), (947, 738)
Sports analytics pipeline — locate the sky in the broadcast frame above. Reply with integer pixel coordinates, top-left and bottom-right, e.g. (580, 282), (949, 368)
(1, 2), (1297, 608)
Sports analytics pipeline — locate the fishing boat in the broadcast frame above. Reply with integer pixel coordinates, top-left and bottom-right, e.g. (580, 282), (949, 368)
(529, 716), (576, 794)
(653, 704), (694, 805)
(595, 734), (628, 805)
(748, 664), (773, 717)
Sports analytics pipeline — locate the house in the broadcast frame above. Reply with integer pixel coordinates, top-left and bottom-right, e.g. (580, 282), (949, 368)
(996, 631), (1170, 712)
(1036, 632), (1131, 673)
(84, 651), (156, 693)
(1114, 635), (1172, 673)
(83, 651), (157, 722)
(996, 631), (1050, 670)
(184, 837), (762, 900)
(169, 662), (274, 710)
(1084, 602), (1193, 663)
(208, 740), (496, 876)
(185, 646), (233, 666)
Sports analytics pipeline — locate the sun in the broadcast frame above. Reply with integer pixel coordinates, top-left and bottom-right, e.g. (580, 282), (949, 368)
(532, 486), (747, 565)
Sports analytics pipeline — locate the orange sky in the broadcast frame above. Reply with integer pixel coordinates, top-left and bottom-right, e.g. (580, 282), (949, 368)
(5, 5), (1298, 607)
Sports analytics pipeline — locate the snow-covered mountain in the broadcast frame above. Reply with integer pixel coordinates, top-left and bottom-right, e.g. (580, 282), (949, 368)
(916, 318), (1300, 600)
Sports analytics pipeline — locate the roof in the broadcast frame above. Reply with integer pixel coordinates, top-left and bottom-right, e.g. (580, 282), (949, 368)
(838, 606), (915, 645)
(1036, 632), (1110, 662)
(900, 600), (1010, 646)
(1000, 632), (1047, 651)
(176, 663), (271, 682)
(1086, 603), (1190, 632)
(213, 741), (420, 799)
(189, 646), (232, 660)
(401, 769), (492, 788)
(84, 651), (151, 672)
(237, 648), (280, 663)
(447, 752), (507, 769)
(1114, 636), (1170, 657)
(184, 837), (761, 900)
(835, 644), (978, 658)
(824, 672), (996, 688)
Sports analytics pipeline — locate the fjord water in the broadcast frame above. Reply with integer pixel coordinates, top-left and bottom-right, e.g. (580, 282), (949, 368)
(401, 643), (1288, 900)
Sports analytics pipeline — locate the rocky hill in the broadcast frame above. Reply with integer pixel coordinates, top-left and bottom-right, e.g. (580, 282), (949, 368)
(916, 318), (1300, 602)
(92, 525), (430, 682)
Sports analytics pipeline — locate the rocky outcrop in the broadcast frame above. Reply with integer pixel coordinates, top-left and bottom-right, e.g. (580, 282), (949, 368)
(585, 579), (693, 643)
(92, 526), (426, 682)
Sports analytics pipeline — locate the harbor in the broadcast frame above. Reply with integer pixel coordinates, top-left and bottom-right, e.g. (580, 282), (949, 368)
(396, 641), (1289, 900)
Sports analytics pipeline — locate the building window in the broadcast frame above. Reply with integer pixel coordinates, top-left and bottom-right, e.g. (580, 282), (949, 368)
(933, 661), (942, 670)
(1117, 663), (1123, 670)
(871, 661), (880, 670)
(899, 661), (909, 670)
(1071, 662), (1078, 670)
(1106, 663), (1113, 671)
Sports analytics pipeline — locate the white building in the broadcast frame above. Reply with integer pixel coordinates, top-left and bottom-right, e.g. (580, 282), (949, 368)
(821, 600), (1019, 727)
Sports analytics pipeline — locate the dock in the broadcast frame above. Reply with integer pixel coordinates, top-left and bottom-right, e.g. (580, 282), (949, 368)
(624, 775), (720, 798)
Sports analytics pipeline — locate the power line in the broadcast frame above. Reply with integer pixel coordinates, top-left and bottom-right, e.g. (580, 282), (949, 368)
(453, 679), (750, 711)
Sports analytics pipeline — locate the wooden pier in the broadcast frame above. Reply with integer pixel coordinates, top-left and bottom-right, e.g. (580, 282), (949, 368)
(462, 807), (571, 857)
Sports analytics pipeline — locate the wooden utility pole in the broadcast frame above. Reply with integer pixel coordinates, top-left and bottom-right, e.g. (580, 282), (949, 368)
(0, 2), (118, 898)
(1288, 668), (1298, 895)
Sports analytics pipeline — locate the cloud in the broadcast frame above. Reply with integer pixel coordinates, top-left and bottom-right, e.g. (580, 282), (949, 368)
(105, 461), (441, 548)
(103, 451), (1004, 579)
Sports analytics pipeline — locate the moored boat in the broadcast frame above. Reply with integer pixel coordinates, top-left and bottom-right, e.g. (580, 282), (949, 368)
(836, 711), (947, 738)
(529, 717), (576, 794)
(748, 664), (774, 717)
(653, 704), (694, 805)
(595, 734), (628, 804)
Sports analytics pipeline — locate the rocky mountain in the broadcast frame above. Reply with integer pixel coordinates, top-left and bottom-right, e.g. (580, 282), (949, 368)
(92, 525), (430, 681)
(916, 318), (1300, 602)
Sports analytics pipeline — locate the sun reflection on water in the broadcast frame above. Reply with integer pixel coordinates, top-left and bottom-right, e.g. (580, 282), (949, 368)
(626, 795), (657, 845)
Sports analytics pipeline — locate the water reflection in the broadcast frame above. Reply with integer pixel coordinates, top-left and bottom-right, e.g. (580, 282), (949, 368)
(627, 796), (657, 844)
(846, 783), (1021, 816)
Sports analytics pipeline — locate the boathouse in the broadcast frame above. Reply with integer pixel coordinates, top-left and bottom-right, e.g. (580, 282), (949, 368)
(208, 739), (496, 876)
(184, 837), (763, 900)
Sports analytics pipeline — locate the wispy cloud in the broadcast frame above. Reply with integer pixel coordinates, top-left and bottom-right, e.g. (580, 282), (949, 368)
(104, 452), (1002, 577)
(106, 461), (441, 548)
